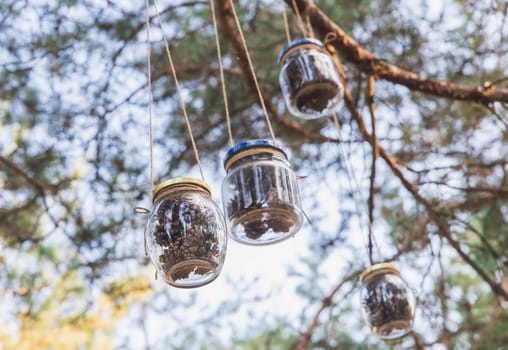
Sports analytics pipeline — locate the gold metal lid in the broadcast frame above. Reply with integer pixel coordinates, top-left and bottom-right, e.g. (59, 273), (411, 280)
(152, 177), (211, 203)
(360, 262), (400, 284)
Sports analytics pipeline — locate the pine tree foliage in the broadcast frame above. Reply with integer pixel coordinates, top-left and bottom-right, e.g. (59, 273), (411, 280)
(0, 0), (507, 348)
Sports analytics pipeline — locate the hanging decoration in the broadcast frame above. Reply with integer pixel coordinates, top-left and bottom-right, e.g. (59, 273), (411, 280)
(141, 0), (229, 288)
(222, 139), (303, 245)
(360, 263), (416, 339)
(315, 21), (417, 339)
(145, 178), (227, 288)
(216, 0), (303, 245)
(277, 38), (343, 119)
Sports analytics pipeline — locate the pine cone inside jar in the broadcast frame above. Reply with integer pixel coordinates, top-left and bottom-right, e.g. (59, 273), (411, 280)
(181, 227), (207, 258)
(244, 221), (268, 240)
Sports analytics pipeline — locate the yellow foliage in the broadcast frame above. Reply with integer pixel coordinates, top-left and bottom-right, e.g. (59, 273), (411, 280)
(70, 158), (89, 180)
(1, 271), (153, 350)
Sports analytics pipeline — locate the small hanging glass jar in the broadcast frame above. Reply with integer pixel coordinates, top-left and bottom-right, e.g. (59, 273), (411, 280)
(277, 38), (343, 119)
(145, 178), (227, 288)
(360, 263), (416, 339)
(222, 140), (303, 245)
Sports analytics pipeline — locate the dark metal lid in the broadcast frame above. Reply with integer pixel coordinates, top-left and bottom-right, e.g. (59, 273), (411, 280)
(223, 139), (287, 170)
(277, 37), (325, 64)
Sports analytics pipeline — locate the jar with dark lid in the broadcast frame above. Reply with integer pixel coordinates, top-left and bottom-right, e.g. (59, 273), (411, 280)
(222, 140), (303, 245)
(360, 263), (416, 339)
(278, 38), (343, 119)
(145, 177), (227, 288)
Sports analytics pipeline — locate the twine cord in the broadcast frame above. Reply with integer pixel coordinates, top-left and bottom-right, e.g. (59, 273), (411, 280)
(291, 12), (375, 263)
(291, 0), (307, 36)
(152, 0), (205, 181)
(282, 5), (291, 44)
(209, 0), (234, 147)
(305, 16), (315, 38)
(331, 114), (374, 265)
(326, 44), (378, 265)
(228, 0), (276, 143)
(145, 0), (155, 191)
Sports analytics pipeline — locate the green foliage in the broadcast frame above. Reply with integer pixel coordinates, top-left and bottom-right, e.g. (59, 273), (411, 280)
(231, 328), (297, 349)
(0, 0), (507, 348)
(0, 198), (44, 245)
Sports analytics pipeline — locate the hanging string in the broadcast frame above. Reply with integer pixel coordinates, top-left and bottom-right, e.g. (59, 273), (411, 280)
(288, 4), (377, 264)
(208, 0), (234, 147)
(139, 0), (154, 258)
(282, 5), (292, 44)
(330, 114), (373, 265)
(326, 41), (377, 265)
(152, 0), (205, 181)
(305, 16), (315, 39)
(228, 0), (276, 144)
(145, 0), (155, 191)
(290, 0), (307, 37)
(290, 10), (375, 263)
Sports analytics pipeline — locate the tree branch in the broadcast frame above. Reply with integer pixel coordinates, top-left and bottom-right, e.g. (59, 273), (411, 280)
(0, 155), (62, 232)
(216, 0), (334, 143)
(0, 155), (48, 195)
(215, 1), (508, 344)
(291, 271), (359, 350)
(326, 43), (508, 301)
(285, 0), (508, 104)
(367, 74), (377, 264)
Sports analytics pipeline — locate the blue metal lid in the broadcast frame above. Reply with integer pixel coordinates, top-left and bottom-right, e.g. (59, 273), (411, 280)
(224, 139), (286, 167)
(277, 37), (325, 64)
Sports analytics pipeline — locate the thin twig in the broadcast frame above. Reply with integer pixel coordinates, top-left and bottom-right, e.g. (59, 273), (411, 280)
(291, 271), (359, 350)
(0, 155), (61, 230)
(367, 74), (377, 265)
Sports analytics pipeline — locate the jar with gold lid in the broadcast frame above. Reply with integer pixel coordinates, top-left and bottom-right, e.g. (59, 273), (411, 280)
(145, 177), (227, 288)
(360, 263), (416, 339)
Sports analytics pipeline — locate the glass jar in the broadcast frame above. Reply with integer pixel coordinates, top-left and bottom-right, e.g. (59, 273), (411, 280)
(145, 178), (227, 288)
(360, 263), (416, 339)
(222, 140), (303, 245)
(278, 38), (343, 119)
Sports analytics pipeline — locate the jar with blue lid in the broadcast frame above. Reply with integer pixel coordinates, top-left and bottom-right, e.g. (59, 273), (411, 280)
(278, 38), (343, 119)
(360, 263), (416, 339)
(145, 177), (227, 288)
(222, 140), (303, 245)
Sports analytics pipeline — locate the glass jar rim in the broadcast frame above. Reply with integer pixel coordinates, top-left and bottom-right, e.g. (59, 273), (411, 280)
(277, 37), (326, 64)
(223, 139), (288, 171)
(152, 177), (211, 203)
(360, 262), (401, 283)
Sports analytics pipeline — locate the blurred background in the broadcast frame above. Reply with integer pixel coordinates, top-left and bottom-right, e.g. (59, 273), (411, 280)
(1, 0), (507, 348)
